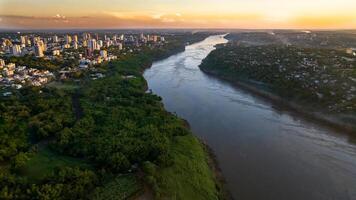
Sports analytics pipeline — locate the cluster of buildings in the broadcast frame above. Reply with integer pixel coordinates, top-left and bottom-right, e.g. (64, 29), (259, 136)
(0, 58), (54, 90)
(223, 44), (356, 112)
(3, 36), (47, 57)
(1, 32), (165, 60)
(0, 32), (167, 91)
(0, 33), (124, 59)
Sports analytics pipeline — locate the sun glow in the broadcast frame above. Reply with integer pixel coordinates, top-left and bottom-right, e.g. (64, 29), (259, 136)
(0, 0), (356, 29)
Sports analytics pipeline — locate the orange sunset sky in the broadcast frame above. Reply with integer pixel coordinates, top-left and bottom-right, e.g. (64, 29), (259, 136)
(0, 0), (356, 29)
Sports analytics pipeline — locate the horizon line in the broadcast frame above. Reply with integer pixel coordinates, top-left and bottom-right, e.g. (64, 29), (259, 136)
(1, 27), (356, 32)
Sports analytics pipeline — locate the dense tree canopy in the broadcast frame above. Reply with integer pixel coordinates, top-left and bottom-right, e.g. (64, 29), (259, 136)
(0, 33), (220, 199)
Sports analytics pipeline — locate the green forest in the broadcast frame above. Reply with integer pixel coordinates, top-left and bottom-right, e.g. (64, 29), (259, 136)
(0, 33), (224, 199)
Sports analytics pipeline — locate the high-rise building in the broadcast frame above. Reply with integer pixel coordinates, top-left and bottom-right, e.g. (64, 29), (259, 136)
(129, 35), (135, 42)
(88, 39), (97, 51)
(82, 40), (88, 47)
(65, 35), (72, 44)
(38, 40), (47, 51)
(35, 43), (44, 57)
(82, 33), (91, 41)
(0, 59), (5, 68)
(73, 42), (78, 49)
(2, 39), (13, 47)
(20, 36), (27, 45)
(26, 39), (31, 46)
(12, 45), (22, 56)
(53, 35), (59, 43)
(117, 43), (123, 50)
(105, 40), (111, 47)
(73, 35), (78, 43)
(97, 40), (103, 49)
(152, 35), (158, 42)
(32, 36), (40, 44)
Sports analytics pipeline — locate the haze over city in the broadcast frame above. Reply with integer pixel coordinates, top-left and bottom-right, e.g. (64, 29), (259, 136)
(1, 0), (356, 29)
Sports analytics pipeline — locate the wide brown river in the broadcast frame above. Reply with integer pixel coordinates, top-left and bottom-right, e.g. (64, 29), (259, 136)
(144, 35), (356, 200)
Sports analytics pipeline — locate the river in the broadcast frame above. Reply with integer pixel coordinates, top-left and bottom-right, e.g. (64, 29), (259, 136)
(143, 35), (356, 200)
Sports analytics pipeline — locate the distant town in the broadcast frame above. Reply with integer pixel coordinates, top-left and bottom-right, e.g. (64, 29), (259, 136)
(0, 32), (166, 94)
(201, 31), (356, 115)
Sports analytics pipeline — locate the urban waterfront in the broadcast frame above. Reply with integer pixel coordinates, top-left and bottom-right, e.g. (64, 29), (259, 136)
(144, 35), (356, 200)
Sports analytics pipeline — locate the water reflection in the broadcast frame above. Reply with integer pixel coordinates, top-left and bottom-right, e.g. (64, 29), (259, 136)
(144, 35), (356, 200)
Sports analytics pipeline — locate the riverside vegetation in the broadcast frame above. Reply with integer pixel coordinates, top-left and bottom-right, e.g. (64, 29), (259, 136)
(200, 31), (356, 132)
(0, 32), (225, 199)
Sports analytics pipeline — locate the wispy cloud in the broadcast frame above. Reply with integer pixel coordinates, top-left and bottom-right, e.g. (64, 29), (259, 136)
(1, 0), (356, 29)
(0, 12), (269, 29)
(53, 14), (66, 19)
(1, 11), (355, 29)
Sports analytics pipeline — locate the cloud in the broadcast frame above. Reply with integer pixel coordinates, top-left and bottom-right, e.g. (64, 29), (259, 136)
(0, 13), (264, 29)
(1, 12), (355, 29)
(53, 14), (66, 19)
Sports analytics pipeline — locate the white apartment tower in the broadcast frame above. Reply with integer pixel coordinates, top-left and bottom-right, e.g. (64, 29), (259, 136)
(53, 35), (59, 43)
(65, 35), (72, 44)
(12, 45), (22, 56)
(73, 35), (78, 43)
(0, 59), (5, 68)
(35, 43), (44, 57)
(88, 39), (97, 51)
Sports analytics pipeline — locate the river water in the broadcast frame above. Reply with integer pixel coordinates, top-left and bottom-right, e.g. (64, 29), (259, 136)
(143, 35), (356, 200)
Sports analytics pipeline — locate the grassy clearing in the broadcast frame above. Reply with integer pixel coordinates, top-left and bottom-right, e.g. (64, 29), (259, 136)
(156, 135), (220, 200)
(92, 174), (142, 200)
(46, 81), (80, 91)
(20, 147), (91, 183)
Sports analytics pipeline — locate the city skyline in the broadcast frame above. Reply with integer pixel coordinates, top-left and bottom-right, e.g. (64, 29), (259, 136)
(1, 0), (356, 29)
